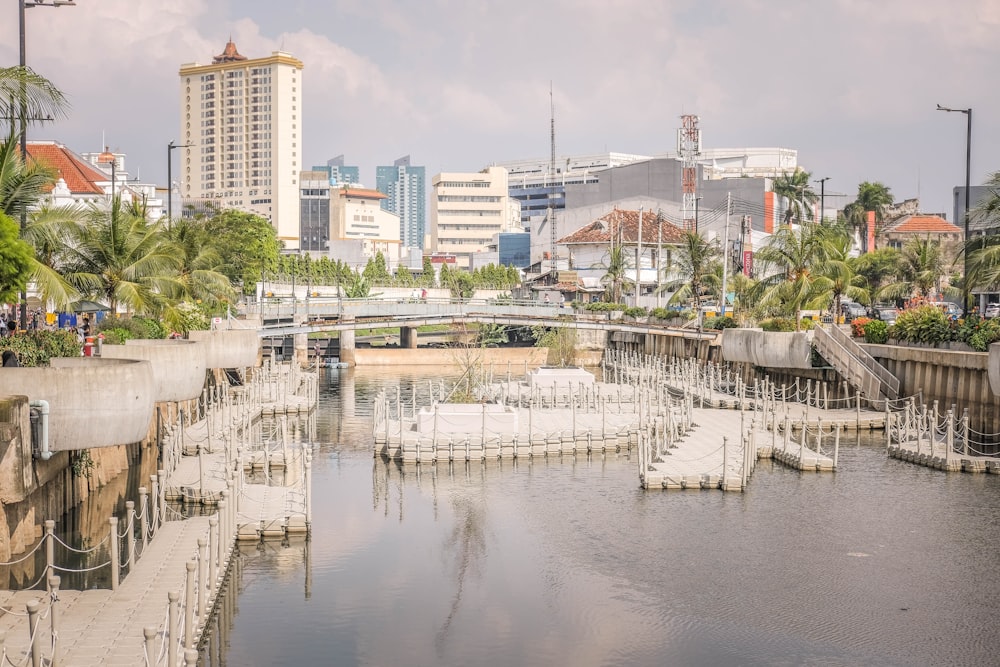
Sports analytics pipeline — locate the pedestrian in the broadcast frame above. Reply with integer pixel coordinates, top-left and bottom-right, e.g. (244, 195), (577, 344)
(2, 351), (19, 367)
(544, 293), (550, 304)
(421, 288), (427, 300)
(314, 341), (322, 359)
(6, 317), (15, 335)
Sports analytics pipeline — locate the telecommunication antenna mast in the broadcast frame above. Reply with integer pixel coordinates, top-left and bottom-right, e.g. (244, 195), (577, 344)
(678, 114), (701, 231)
(548, 85), (557, 271)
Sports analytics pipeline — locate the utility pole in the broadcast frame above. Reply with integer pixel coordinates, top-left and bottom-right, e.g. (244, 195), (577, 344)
(656, 211), (662, 310)
(636, 206), (643, 306)
(814, 177), (830, 224)
(720, 193), (732, 318)
(937, 104), (973, 316)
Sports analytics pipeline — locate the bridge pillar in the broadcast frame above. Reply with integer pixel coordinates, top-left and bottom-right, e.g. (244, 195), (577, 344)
(400, 326), (418, 349)
(294, 332), (309, 366)
(339, 316), (356, 367)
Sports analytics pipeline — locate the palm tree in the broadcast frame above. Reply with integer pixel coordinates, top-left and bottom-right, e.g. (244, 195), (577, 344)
(812, 225), (870, 321)
(964, 172), (1000, 292)
(879, 237), (946, 302)
(772, 170), (818, 225)
(0, 66), (69, 136)
(22, 203), (79, 309)
(163, 217), (237, 309)
(855, 181), (894, 230)
(754, 224), (827, 330)
(662, 231), (720, 314)
(0, 128), (57, 219)
(60, 197), (181, 315)
(594, 236), (633, 303)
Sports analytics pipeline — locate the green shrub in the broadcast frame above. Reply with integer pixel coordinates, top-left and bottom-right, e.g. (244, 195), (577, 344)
(864, 319), (889, 344)
(963, 317), (1000, 352)
(648, 307), (670, 320)
(799, 318), (817, 331)
(95, 316), (168, 343)
(892, 305), (953, 345)
(0, 330), (80, 366)
(703, 315), (737, 330)
(584, 302), (627, 312)
(623, 306), (647, 318)
(760, 317), (796, 332)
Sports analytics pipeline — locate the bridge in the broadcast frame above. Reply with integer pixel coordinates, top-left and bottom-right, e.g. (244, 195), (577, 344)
(247, 297), (718, 364)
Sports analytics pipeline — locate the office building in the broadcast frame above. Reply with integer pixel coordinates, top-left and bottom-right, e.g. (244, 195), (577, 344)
(313, 155), (360, 187)
(376, 156), (426, 249)
(330, 187), (402, 266)
(430, 166), (522, 269)
(299, 171), (331, 253)
(179, 40), (304, 248)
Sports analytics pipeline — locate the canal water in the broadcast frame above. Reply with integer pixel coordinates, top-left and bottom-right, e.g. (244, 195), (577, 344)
(201, 366), (1000, 666)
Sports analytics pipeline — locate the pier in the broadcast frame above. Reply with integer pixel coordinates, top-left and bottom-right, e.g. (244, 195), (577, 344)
(0, 360), (317, 667)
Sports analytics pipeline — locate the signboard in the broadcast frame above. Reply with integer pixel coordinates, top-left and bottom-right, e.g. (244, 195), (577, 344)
(742, 250), (753, 277)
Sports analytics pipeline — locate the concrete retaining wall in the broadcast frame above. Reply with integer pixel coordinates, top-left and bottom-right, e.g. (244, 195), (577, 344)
(862, 343), (1000, 435)
(989, 343), (1000, 396)
(720, 329), (814, 369)
(608, 328), (721, 363)
(101, 339), (206, 402)
(0, 358), (155, 451)
(189, 329), (260, 368)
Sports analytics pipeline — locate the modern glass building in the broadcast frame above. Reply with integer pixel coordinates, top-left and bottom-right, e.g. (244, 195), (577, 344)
(376, 156), (426, 249)
(313, 155), (360, 187)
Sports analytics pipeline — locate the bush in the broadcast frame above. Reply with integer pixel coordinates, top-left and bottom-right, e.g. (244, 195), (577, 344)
(961, 317), (1000, 352)
(95, 316), (168, 344)
(799, 318), (817, 331)
(864, 319), (889, 344)
(623, 306), (647, 318)
(760, 317), (796, 332)
(584, 302), (627, 312)
(0, 330), (81, 366)
(649, 307), (671, 320)
(850, 316), (871, 338)
(892, 305), (953, 345)
(703, 315), (737, 330)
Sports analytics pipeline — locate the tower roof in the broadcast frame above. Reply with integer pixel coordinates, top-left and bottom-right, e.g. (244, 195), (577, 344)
(213, 39), (247, 64)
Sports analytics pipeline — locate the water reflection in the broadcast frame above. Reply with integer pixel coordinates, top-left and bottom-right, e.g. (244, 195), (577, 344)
(201, 366), (1000, 665)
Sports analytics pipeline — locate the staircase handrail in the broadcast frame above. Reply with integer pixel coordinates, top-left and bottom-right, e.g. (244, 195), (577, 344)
(813, 325), (883, 399)
(828, 324), (900, 398)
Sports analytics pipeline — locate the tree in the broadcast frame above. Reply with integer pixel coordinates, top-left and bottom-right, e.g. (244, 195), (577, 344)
(594, 240), (633, 303)
(855, 181), (894, 231)
(662, 231), (720, 314)
(0, 212), (34, 303)
(965, 172), (1000, 291)
(879, 236), (946, 301)
(0, 128), (58, 220)
(771, 170), (818, 225)
(754, 224), (828, 330)
(60, 197), (180, 315)
(812, 225), (870, 320)
(203, 209), (280, 292)
(20, 204), (79, 309)
(421, 255), (436, 287)
(163, 217), (237, 313)
(0, 66), (69, 136)
(853, 247), (900, 298)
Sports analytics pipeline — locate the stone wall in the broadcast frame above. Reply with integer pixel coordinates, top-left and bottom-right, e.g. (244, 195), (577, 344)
(606, 328), (721, 363)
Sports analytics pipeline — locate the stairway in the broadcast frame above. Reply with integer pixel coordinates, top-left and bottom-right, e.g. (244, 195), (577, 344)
(813, 325), (899, 401)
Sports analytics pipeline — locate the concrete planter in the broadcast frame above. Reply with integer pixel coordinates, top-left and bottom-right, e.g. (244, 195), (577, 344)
(416, 403), (519, 435)
(721, 329), (814, 369)
(0, 358), (155, 451)
(101, 339), (207, 402)
(527, 366), (595, 389)
(188, 329), (260, 368)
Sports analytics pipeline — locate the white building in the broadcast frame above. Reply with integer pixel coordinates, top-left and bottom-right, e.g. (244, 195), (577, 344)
(330, 187), (402, 266)
(430, 166), (522, 269)
(179, 40), (304, 248)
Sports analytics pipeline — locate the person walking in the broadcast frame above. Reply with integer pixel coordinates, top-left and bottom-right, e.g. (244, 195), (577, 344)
(2, 351), (20, 367)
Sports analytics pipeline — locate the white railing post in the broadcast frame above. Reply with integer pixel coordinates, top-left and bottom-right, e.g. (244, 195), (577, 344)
(109, 517), (120, 591)
(139, 487), (149, 550)
(126, 501), (136, 571)
(49, 575), (60, 667)
(184, 562), (196, 650)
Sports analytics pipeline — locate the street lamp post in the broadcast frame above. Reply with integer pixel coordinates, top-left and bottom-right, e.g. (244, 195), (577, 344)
(814, 177), (830, 224)
(167, 140), (193, 228)
(694, 196), (702, 234)
(937, 104), (972, 317)
(17, 0), (75, 330)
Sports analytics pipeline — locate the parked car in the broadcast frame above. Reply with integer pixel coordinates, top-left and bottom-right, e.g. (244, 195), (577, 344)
(870, 306), (898, 326)
(840, 302), (867, 322)
(985, 303), (1000, 319)
(929, 301), (962, 320)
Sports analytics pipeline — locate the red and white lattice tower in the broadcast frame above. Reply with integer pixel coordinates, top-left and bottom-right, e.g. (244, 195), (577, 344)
(677, 115), (701, 231)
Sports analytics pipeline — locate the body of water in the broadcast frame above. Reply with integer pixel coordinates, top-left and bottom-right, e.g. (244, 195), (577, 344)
(201, 366), (1000, 666)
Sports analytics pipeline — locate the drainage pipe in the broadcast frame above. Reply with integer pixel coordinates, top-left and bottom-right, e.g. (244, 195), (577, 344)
(29, 400), (51, 460)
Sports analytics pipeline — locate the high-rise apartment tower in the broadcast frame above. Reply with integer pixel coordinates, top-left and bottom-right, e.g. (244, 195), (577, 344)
(376, 156), (426, 249)
(179, 40), (304, 248)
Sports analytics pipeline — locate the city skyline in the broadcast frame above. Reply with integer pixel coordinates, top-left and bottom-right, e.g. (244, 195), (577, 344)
(2, 0), (998, 223)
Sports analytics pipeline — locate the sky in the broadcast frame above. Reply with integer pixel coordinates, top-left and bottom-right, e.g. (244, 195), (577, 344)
(2, 0), (998, 221)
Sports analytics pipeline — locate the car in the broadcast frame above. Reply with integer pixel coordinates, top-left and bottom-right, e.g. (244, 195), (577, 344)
(840, 302), (867, 322)
(870, 306), (898, 326)
(985, 304), (1000, 319)
(929, 301), (962, 319)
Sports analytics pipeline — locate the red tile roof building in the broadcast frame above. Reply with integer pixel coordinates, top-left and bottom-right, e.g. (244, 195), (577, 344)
(878, 214), (964, 258)
(25, 141), (108, 197)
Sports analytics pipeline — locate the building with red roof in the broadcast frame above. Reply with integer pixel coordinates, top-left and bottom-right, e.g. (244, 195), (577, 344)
(877, 213), (964, 259)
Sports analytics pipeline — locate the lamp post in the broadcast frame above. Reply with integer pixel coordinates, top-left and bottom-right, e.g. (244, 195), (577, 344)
(937, 104), (972, 317)
(694, 196), (702, 234)
(814, 177), (830, 224)
(17, 0), (75, 330)
(167, 140), (193, 228)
